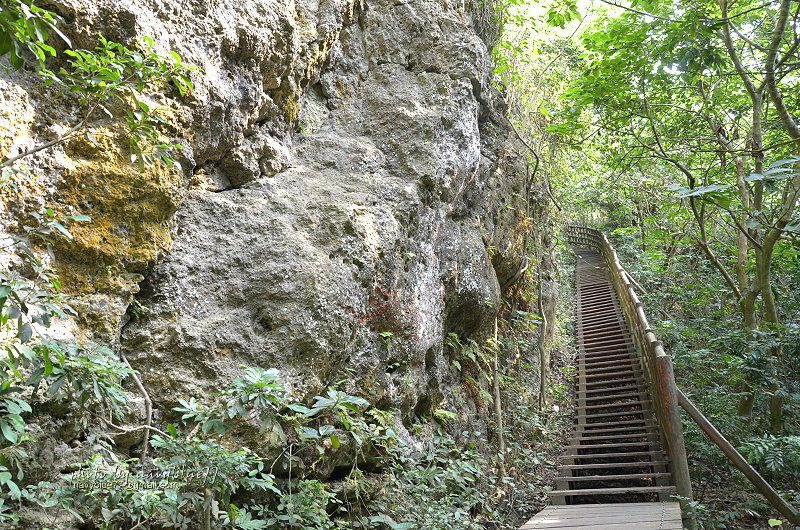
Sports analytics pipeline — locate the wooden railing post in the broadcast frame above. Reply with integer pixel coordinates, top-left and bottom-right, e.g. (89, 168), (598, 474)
(655, 350), (695, 528)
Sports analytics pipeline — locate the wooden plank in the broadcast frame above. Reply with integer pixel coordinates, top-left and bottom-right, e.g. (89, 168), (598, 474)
(583, 391), (643, 402)
(558, 461), (668, 470)
(564, 441), (653, 450)
(582, 363), (637, 374)
(578, 352), (634, 362)
(576, 410), (646, 420)
(537, 502), (680, 510)
(577, 402), (649, 413)
(556, 472), (672, 482)
(581, 359), (635, 370)
(574, 421), (655, 431)
(568, 433), (651, 443)
(524, 511), (679, 527)
(561, 450), (664, 460)
(578, 368), (642, 378)
(578, 326), (627, 337)
(548, 486), (676, 497)
(520, 518), (683, 530)
(521, 503), (683, 529)
(583, 383), (642, 394)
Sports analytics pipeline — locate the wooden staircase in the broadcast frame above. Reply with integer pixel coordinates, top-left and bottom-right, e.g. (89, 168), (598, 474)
(550, 246), (676, 505)
(522, 226), (800, 528)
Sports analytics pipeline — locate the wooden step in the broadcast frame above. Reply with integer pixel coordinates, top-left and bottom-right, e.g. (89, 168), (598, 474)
(562, 451), (664, 461)
(579, 284), (614, 292)
(584, 383), (642, 394)
(579, 334), (631, 345)
(581, 369), (643, 381)
(569, 432), (653, 443)
(578, 352), (634, 362)
(578, 310), (625, 318)
(579, 319), (623, 330)
(581, 357), (635, 368)
(580, 351), (636, 363)
(582, 363), (637, 375)
(582, 366), (641, 377)
(575, 419), (656, 430)
(577, 411), (647, 421)
(578, 400), (649, 412)
(565, 441), (655, 450)
(581, 344), (636, 355)
(579, 299), (619, 309)
(579, 331), (629, 342)
(581, 358), (636, 370)
(556, 472), (672, 483)
(558, 461), (669, 470)
(582, 391), (643, 403)
(547, 486), (676, 497)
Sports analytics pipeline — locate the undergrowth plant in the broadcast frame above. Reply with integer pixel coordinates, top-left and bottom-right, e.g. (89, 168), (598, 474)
(1, 0), (196, 170)
(1, 0), (197, 524)
(0, 211), (136, 521)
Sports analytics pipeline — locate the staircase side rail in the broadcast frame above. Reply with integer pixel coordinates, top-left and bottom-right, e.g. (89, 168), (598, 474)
(677, 390), (800, 525)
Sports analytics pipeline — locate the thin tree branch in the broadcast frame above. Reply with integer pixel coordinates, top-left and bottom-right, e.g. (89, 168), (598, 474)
(120, 352), (154, 463)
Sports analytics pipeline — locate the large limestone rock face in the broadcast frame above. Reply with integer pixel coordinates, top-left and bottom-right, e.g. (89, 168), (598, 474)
(2, 0), (531, 424)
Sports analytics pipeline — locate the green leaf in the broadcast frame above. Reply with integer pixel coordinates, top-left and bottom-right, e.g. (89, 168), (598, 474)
(767, 156), (800, 169)
(43, 349), (53, 376)
(286, 403), (312, 415)
(7, 305), (20, 320)
(19, 323), (33, 343)
(299, 426), (319, 440)
(677, 184), (731, 198)
(4, 400), (23, 415)
(768, 519), (783, 527)
(318, 425), (335, 436)
(0, 422), (18, 444)
(65, 214), (91, 222)
(49, 221), (73, 240)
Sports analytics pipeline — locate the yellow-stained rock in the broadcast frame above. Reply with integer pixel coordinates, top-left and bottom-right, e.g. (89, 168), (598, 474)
(52, 127), (186, 296)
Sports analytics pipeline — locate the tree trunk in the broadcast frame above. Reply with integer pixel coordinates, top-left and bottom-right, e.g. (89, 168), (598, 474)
(492, 319), (506, 480)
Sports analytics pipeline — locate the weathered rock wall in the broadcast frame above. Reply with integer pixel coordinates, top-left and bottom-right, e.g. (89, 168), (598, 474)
(2, 0), (533, 435)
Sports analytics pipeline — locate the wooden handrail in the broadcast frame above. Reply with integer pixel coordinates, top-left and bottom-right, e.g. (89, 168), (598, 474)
(677, 389), (800, 525)
(566, 225), (800, 526)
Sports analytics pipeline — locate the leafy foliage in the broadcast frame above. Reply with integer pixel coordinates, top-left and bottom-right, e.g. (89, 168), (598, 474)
(0, 0), (69, 68)
(40, 35), (195, 168)
(0, 215), (135, 518)
(741, 436), (800, 477)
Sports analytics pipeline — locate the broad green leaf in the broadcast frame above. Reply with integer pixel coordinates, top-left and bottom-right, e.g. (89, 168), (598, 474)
(19, 323), (33, 343)
(0, 422), (18, 444)
(678, 184), (731, 198)
(318, 425), (335, 436)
